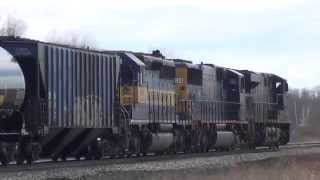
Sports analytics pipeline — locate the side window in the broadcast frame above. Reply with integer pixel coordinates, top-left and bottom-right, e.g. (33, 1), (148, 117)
(187, 68), (202, 85)
(140, 69), (144, 85)
(264, 78), (268, 86)
(160, 66), (175, 79)
(120, 64), (136, 85)
(175, 77), (184, 84)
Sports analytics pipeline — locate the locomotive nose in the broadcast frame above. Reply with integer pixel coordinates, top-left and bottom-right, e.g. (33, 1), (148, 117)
(0, 47), (25, 113)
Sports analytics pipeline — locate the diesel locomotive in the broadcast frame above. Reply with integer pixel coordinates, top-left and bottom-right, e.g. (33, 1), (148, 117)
(0, 36), (289, 165)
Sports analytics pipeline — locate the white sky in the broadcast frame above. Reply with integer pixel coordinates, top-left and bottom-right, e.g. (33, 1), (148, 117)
(0, 0), (319, 88)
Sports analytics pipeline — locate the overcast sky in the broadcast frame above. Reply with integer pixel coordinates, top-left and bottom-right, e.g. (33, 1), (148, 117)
(0, 0), (319, 89)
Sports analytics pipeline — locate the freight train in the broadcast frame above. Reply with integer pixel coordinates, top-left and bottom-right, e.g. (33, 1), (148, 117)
(0, 36), (289, 165)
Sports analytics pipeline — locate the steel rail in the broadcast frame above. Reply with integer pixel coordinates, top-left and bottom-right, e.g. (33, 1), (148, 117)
(0, 142), (319, 173)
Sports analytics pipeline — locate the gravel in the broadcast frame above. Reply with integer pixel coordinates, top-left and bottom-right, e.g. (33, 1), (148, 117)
(1, 147), (320, 180)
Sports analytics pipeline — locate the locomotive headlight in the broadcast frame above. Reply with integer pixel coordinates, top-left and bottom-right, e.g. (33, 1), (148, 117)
(0, 47), (25, 112)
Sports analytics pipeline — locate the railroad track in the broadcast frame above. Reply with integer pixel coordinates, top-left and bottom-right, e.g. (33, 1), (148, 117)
(0, 142), (320, 173)
(280, 142), (320, 150)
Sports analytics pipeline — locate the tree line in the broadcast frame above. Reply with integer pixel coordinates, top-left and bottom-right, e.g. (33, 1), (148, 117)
(287, 87), (320, 141)
(0, 15), (94, 48)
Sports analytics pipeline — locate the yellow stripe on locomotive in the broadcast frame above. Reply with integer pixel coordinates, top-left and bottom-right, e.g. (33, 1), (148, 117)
(120, 85), (175, 106)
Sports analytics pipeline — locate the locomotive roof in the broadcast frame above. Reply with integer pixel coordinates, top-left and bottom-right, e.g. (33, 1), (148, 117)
(141, 55), (175, 67)
(0, 36), (288, 83)
(0, 36), (113, 55)
(227, 69), (244, 77)
(169, 58), (192, 64)
(123, 52), (145, 66)
(238, 69), (287, 82)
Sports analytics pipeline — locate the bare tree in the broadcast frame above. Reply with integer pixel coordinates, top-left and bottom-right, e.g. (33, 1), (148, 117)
(288, 87), (320, 141)
(46, 31), (97, 49)
(0, 16), (27, 36)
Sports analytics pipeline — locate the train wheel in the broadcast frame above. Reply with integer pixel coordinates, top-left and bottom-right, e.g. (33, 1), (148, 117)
(0, 142), (8, 166)
(16, 143), (25, 165)
(87, 142), (103, 160)
(16, 154), (24, 165)
(17, 137), (41, 165)
(117, 153), (125, 159)
(129, 134), (141, 156)
(183, 130), (192, 154)
(94, 154), (103, 160)
(85, 154), (93, 160)
(26, 156), (33, 165)
(25, 142), (41, 165)
(200, 133), (209, 153)
(52, 156), (58, 162)
(61, 156), (67, 161)
(155, 152), (164, 156)
(192, 146), (199, 153)
(126, 153), (132, 158)
(230, 145), (235, 151)
(171, 129), (186, 154)
(249, 145), (256, 150)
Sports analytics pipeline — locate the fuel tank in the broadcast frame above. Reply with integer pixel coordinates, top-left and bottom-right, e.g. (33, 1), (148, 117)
(0, 47), (25, 114)
(215, 131), (236, 148)
(147, 133), (174, 152)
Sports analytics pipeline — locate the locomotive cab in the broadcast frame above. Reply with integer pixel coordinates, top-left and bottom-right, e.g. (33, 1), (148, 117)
(223, 69), (243, 121)
(272, 76), (288, 110)
(118, 52), (145, 106)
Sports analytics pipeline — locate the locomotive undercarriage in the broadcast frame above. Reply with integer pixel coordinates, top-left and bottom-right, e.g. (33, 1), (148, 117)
(0, 120), (290, 166)
(0, 98), (291, 166)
